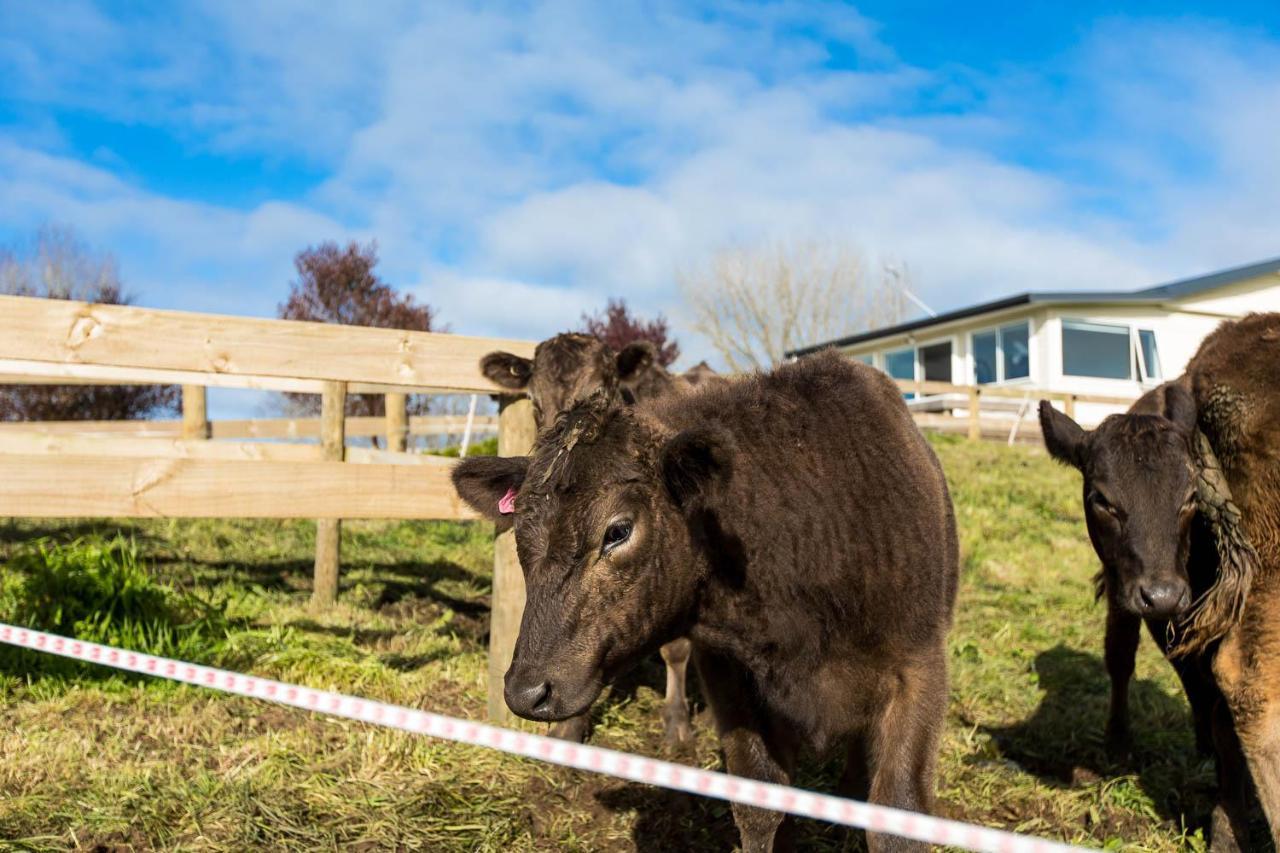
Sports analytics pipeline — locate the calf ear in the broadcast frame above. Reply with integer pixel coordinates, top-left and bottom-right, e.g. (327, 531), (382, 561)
(1038, 400), (1086, 469)
(616, 342), (656, 384)
(660, 426), (734, 508)
(1162, 384), (1197, 434)
(481, 351), (534, 391)
(451, 456), (530, 533)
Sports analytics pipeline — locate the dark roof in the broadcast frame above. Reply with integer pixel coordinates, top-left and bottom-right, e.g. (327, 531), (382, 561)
(787, 255), (1280, 357)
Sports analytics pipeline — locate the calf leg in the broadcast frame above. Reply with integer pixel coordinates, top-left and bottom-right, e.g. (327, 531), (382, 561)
(1214, 606), (1280, 848)
(548, 713), (590, 743)
(863, 644), (948, 853)
(1164, 645), (1217, 758)
(1208, 698), (1248, 853)
(659, 637), (693, 744)
(1105, 603), (1140, 759)
(695, 647), (796, 853)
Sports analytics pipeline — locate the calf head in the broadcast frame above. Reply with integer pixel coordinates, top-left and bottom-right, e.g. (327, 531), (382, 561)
(452, 392), (733, 722)
(481, 334), (682, 428)
(1039, 389), (1198, 620)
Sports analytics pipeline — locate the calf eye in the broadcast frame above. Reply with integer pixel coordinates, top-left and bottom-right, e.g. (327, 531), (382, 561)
(1089, 492), (1118, 517)
(601, 521), (633, 554)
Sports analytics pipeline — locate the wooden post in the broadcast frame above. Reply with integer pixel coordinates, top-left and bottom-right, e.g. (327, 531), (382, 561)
(488, 395), (536, 723)
(1064, 394), (1077, 420)
(311, 380), (347, 608)
(181, 385), (209, 440)
(967, 387), (981, 441)
(385, 392), (408, 453)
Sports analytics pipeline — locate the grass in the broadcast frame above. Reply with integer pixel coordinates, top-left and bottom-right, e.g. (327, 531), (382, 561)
(0, 435), (1258, 851)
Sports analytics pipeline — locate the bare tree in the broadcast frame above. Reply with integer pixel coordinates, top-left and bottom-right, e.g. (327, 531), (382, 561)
(680, 240), (911, 372)
(0, 225), (179, 421)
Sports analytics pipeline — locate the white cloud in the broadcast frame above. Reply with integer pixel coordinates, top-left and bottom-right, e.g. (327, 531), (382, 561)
(2, 4), (1279, 376)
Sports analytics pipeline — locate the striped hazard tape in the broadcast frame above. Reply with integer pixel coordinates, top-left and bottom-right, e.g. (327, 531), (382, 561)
(0, 622), (1091, 852)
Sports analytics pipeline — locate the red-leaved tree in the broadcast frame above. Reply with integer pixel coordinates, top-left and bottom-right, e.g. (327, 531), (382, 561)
(578, 298), (680, 368)
(278, 241), (441, 419)
(0, 225), (179, 421)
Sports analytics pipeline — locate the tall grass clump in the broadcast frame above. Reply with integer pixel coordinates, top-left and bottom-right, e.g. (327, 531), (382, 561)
(0, 535), (229, 676)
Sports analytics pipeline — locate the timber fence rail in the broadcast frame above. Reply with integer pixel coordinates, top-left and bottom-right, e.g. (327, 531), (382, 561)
(0, 293), (537, 722)
(890, 378), (1139, 442)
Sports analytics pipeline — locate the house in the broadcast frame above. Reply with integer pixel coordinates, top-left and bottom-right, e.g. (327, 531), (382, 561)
(788, 256), (1280, 426)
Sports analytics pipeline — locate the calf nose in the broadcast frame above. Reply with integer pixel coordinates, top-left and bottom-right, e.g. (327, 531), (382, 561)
(1138, 581), (1189, 617)
(504, 677), (552, 719)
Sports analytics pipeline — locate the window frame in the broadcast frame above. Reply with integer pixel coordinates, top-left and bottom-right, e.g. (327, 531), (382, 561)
(1136, 328), (1161, 384)
(1058, 318), (1164, 384)
(914, 335), (956, 385)
(968, 319), (1032, 386)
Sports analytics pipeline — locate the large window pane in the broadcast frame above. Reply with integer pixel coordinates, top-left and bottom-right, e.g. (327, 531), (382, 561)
(920, 341), (952, 382)
(1062, 320), (1131, 379)
(972, 331), (997, 384)
(1138, 329), (1161, 380)
(884, 348), (915, 380)
(851, 353), (874, 366)
(1001, 322), (1030, 380)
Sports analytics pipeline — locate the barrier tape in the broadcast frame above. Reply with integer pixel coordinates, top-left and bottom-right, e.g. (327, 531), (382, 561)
(0, 622), (1089, 852)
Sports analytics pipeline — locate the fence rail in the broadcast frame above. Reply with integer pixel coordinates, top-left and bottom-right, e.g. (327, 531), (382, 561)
(0, 414), (499, 439)
(890, 378), (1138, 441)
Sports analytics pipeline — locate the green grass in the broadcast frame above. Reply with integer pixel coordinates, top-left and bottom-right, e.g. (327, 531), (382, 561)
(0, 436), (1255, 850)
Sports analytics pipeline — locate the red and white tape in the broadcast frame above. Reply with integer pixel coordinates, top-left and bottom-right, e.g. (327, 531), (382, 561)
(0, 622), (1090, 852)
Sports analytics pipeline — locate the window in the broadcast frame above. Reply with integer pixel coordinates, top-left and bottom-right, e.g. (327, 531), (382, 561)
(884, 348), (915, 381)
(920, 341), (952, 383)
(1062, 320), (1133, 379)
(851, 353), (875, 366)
(1138, 329), (1161, 381)
(970, 321), (1030, 384)
(1060, 321), (1163, 382)
(972, 331), (997, 385)
(1001, 323), (1030, 380)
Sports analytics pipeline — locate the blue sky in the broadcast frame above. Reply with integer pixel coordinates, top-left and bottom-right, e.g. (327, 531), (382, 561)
(2, 1), (1280, 371)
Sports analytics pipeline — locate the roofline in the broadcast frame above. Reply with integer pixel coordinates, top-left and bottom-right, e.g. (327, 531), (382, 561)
(786, 255), (1280, 358)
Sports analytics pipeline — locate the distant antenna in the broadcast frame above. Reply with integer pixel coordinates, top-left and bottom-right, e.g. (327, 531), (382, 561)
(884, 262), (937, 318)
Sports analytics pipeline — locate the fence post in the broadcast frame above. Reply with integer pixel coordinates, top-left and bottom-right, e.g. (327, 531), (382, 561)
(181, 385), (209, 440)
(967, 387), (981, 441)
(489, 395), (536, 723)
(312, 380), (348, 608)
(385, 392), (408, 453)
(1064, 394), (1077, 420)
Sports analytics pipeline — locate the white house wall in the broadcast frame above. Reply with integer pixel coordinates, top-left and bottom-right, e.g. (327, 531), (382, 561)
(829, 278), (1276, 429)
(1175, 274), (1280, 317)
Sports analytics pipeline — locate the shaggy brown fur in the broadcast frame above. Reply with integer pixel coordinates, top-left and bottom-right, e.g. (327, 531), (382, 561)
(1186, 313), (1280, 849)
(480, 333), (701, 745)
(482, 334), (689, 423)
(1040, 312), (1280, 851)
(454, 351), (959, 852)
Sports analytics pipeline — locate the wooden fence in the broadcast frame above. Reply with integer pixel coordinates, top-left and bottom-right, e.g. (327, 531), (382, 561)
(0, 294), (536, 723)
(890, 378), (1138, 442)
(0, 293), (1143, 722)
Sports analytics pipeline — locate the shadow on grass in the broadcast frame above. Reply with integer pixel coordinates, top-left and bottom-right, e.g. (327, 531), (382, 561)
(0, 519), (167, 549)
(982, 644), (1220, 834)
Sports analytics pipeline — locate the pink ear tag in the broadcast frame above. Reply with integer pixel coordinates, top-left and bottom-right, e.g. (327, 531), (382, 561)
(498, 487), (517, 515)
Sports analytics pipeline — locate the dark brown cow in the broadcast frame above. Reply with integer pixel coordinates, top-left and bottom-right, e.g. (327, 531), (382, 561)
(480, 332), (699, 745)
(454, 352), (958, 852)
(1040, 312), (1280, 851)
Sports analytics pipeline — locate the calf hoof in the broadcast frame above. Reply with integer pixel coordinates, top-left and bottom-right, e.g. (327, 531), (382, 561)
(1209, 804), (1243, 853)
(549, 716), (590, 744)
(661, 703), (692, 745)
